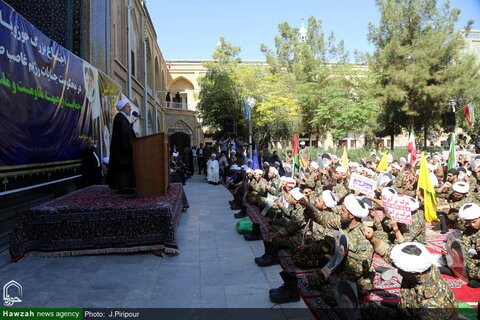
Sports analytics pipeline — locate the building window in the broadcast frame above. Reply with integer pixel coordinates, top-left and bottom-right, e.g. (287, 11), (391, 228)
(131, 50), (136, 78)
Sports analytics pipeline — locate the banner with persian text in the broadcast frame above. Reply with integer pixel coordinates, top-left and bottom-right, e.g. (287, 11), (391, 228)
(0, 0), (92, 166)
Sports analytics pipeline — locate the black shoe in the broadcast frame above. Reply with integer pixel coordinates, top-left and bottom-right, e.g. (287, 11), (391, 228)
(229, 200), (235, 205)
(230, 205), (241, 210)
(439, 215), (449, 234)
(255, 241), (270, 264)
(234, 211), (247, 219)
(256, 242), (280, 267)
(269, 271), (300, 303)
(244, 223), (262, 241)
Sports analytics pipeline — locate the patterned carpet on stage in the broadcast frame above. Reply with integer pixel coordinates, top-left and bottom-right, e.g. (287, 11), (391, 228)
(10, 183), (189, 261)
(246, 204), (479, 319)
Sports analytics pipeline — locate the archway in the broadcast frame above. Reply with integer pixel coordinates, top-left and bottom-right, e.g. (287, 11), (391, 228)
(169, 132), (190, 153)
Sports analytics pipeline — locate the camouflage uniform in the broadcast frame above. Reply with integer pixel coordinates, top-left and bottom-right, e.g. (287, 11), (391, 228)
(459, 226), (480, 281)
(248, 177), (268, 204)
(436, 178), (459, 200)
(373, 209), (426, 245)
(392, 172), (409, 195)
(284, 154), (294, 166)
(306, 209), (375, 298)
(332, 178), (350, 204)
(270, 203), (306, 251)
(437, 192), (476, 226)
(374, 241), (458, 320)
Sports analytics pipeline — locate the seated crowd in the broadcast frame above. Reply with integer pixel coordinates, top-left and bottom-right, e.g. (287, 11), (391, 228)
(219, 141), (479, 318)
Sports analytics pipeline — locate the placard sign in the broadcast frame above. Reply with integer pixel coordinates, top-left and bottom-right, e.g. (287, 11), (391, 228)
(348, 173), (376, 195)
(381, 194), (412, 225)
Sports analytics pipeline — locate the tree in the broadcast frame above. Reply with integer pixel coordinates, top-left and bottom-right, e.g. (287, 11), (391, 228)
(196, 38), (245, 139)
(368, 0), (480, 148)
(262, 16), (378, 144)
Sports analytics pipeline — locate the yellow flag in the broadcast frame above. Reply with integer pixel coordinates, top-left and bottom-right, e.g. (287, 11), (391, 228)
(376, 151), (389, 172)
(342, 146), (348, 169)
(418, 152), (438, 222)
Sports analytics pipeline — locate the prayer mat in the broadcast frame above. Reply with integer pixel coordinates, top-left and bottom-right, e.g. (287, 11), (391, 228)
(10, 183), (189, 261)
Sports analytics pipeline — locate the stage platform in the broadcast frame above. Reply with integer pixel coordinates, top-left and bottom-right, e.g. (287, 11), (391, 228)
(9, 183), (189, 262)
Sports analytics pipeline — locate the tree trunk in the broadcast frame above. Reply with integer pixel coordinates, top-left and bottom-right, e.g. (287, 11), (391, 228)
(390, 122), (395, 149)
(424, 124), (428, 147)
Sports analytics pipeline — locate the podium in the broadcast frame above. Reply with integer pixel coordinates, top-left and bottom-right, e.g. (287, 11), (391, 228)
(132, 133), (169, 196)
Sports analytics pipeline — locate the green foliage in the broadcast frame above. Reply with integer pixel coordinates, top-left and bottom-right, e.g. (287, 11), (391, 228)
(368, 0), (480, 145)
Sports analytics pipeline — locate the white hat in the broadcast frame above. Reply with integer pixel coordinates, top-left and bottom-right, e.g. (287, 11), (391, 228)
(459, 203), (480, 220)
(274, 161), (281, 166)
(269, 167), (279, 175)
(115, 98), (130, 111)
(343, 194), (369, 218)
(391, 163), (401, 170)
(403, 196), (419, 212)
(231, 165), (241, 171)
(230, 150), (236, 154)
(254, 169), (264, 175)
(336, 166), (347, 173)
(246, 168), (254, 174)
(381, 187), (397, 198)
(399, 157), (407, 163)
(211, 154), (217, 158)
(331, 154), (338, 160)
(263, 161), (270, 166)
(241, 165), (248, 170)
(172, 152), (179, 157)
(322, 190), (337, 209)
(390, 242), (432, 273)
(299, 141), (306, 146)
(452, 181), (469, 194)
(309, 162), (319, 170)
(349, 162), (359, 168)
(286, 178), (296, 188)
(387, 153), (393, 163)
(291, 187), (305, 201)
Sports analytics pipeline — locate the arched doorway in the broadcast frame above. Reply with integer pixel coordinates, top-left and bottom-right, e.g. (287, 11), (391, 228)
(170, 132), (190, 153)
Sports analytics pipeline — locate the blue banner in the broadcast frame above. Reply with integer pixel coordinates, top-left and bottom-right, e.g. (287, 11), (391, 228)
(0, 1), (92, 166)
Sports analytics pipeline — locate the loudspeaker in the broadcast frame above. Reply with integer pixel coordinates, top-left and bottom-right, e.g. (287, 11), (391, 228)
(442, 112), (456, 127)
(224, 118), (235, 134)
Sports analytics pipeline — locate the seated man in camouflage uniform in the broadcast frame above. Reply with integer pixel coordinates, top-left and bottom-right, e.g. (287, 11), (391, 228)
(436, 168), (459, 199)
(293, 190), (338, 268)
(439, 203), (480, 288)
(306, 194), (375, 303)
(330, 166), (350, 204)
(369, 189), (426, 245)
(436, 181), (475, 234)
(254, 187), (307, 267)
(295, 161), (319, 191)
(365, 230), (458, 320)
(247, 169), (268, 205)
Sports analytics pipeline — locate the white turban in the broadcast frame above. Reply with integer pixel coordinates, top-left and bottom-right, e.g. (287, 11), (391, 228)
(459, 203), (480, 220)
(343, 194), (369, 218)
(241, 165), (248, 170)
(310, 162), (319, 170)
(246, 168), (254, 174)
(263, 162), (270, 166)
(381, 187), (397, 198)
(172, 152), (179, 157)
(286, 178), (296, 188)
(399, 157), (407, 163)
(452, 181), (469, 194)
(269, 167), (279, 175)
(336, 167), (347, 173)
(115, 98), (130, 111)
(274, 161), (281, 166)
(403, 196), (419, 212)
(322, 190), (337, 209)
(231, 165), (241, 171)
(300, 141), (306, 146)
(254, 169), (264, 175)
(391, 163), (401, 170)
(291, 187), (305, 201)
(391, 242), (432, 273)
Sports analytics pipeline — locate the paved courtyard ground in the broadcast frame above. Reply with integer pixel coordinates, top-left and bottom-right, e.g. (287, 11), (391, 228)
(0, 175), (311, 318)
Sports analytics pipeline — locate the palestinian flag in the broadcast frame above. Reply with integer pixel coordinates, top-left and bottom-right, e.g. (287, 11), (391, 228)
(293, 134), (300, 174)
(407, 128), (416, 165)
(464, 104), (475, 126)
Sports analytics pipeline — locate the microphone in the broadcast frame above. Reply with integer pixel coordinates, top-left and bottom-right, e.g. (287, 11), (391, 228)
(132, 111), (145, 119)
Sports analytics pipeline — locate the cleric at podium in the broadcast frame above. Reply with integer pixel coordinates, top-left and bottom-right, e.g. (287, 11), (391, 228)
(107, 99), (137, 194)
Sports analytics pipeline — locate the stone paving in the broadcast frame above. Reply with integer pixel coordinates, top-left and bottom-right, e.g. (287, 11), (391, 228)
(0, 174), (312, 318)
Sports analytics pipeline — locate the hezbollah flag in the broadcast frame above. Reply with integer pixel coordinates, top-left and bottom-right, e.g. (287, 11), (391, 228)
(342, 145), (348, 169)
(447, 134), (456, 170)
(464, 104), (475, 126)
(418, 152), (438, 222)
(293, 134), (300, 174)
(376, 151), (389, 172)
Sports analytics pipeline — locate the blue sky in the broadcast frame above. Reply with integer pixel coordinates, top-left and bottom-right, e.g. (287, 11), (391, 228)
(147, 0), (480, 61)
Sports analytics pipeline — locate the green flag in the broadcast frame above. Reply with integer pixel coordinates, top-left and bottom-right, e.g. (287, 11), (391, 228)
(447, 133), (456, 170)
